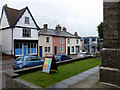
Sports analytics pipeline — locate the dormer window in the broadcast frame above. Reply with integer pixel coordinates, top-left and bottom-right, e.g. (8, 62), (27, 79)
(25, 17), (30, 24)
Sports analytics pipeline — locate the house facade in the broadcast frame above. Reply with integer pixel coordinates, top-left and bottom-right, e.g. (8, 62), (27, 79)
(66, 36), (82, 55)
(0, 5), (39, 57)
(82, 36), (98, 54)
(38, 24), (82, 57)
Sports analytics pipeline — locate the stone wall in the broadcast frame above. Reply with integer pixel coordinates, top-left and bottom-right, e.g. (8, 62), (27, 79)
(4, 56), (94, 88)
(100, 1), (120, 87)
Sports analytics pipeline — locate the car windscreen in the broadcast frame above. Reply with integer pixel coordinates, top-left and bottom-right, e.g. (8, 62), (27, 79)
(55, 55), (61, 58)
(16, 57), (23, 61)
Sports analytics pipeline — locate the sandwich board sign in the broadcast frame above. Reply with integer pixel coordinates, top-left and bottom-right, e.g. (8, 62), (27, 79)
(42, 54), (58, 73)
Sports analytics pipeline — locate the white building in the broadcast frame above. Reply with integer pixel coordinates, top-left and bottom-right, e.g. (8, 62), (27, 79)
(66, 32), (82, 55)
(0, 5), (40, 57)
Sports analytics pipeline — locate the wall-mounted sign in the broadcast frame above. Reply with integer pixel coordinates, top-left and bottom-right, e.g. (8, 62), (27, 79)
(42, 54), (58, 73)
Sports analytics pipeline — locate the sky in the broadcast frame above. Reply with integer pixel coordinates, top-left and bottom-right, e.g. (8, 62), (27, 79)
(0, 0), (103, 37)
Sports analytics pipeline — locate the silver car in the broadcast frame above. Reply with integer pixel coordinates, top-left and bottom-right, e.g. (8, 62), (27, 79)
(77, 52), (91, 58)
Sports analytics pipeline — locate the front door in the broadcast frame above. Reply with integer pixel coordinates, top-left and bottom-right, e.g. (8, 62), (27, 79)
(39, 46), (42, 57)
(23, 46), (27, 56)
(54, 46), (57, 55)
(67, 46), (70, 55)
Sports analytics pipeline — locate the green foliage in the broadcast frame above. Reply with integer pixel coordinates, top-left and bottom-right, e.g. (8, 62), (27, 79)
(97, 22), (103, 39)
(19, 58), (101, 88)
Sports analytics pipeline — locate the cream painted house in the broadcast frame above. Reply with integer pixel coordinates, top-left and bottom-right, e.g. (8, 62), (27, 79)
(38, 35), (53, 57)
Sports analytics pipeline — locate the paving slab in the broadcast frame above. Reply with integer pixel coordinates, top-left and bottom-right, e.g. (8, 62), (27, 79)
(47, 82), (69, 88)
(48, 66), (99, 88)
(61, 79), (78, 86)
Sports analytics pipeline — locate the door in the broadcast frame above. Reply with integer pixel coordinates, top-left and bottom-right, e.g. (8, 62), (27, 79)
(54, 46), (57, 55)
(23, 46), (27, 56)
(39, 46), (42, 57)
(67, 46), (70, 55)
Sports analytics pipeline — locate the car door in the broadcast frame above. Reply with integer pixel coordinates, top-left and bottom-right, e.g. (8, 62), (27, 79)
(62, 55), (68, 60)
(25, 57), (34, 67)
(31, 57), (42, 66)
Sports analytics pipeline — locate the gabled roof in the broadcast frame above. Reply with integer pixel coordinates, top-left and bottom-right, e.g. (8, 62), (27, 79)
(39, 28), (81, 38)
(1, 5), (40, 29)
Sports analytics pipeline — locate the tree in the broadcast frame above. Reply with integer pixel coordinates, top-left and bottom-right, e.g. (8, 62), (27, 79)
(97, 22), (103, 39)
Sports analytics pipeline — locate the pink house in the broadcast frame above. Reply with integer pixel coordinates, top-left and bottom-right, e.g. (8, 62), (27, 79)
(52, 36), (66, 55)
(38, 24), (81, 57)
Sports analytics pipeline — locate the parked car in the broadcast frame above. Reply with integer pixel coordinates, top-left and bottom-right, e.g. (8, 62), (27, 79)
(13, 56), (44, 70)
(55, 54), (72, 61)
(77, 52), (91, 58)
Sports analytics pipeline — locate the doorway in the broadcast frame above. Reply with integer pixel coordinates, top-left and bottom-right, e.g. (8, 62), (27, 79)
(67, 46), (70, 55)
(54, 46), (57, 55)
(39, 46), (42, 57)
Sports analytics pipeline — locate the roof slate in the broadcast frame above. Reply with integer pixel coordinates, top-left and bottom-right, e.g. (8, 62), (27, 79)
(39, 28), (81, 38)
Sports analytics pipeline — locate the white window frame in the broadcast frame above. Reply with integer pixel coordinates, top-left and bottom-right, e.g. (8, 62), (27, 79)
(22, 28), (31, 37)
(60, 37), (63, 43)
(68, 38), (70, 44)
(60, 46), (63, 53)
(25, 17), (30, 24)
(76, 39), (79, 44)
(46, 37), (50, 43)
(45, 47), (50, 52)
(72, 46), (74, 52)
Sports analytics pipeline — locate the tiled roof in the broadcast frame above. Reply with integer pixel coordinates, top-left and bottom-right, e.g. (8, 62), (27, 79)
(1, 5), (40, 29)
(39, 28), (81, 38)
(4, 5), (25, 26)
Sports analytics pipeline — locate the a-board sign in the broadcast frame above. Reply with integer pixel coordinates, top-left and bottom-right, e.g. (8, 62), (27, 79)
(42, 54), (58, 73)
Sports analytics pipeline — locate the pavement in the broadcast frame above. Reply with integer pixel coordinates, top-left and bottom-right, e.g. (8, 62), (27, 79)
(48, 66), (119, 88)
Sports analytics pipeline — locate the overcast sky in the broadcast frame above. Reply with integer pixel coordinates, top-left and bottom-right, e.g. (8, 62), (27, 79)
(0, 0), (103, 37)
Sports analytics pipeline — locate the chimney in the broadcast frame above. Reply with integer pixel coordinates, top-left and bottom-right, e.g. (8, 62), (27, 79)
(55, 24), (61, 31)
(4, 4), (7, 7)
(74, 32), (78, 36)
(43, 24), (48, 30)
(62, 27), (67, 32)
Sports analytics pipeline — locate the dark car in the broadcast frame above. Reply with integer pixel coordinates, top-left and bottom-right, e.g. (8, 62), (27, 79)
(13, 56), (44, 70)
(55, 54), (72, 61)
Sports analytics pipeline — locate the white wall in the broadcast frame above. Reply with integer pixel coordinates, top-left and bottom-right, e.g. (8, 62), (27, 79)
(2, 29), (12, 55)
(0, 30), (2, 45)
(66, 38), (81, 54)
(13, 27), (38, 40)
(38, 35), (52, 57)
(0, 9), (9, 28)
(16, 9), (37, 28)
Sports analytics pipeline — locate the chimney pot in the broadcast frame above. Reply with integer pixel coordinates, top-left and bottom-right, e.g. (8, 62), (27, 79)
(43, 24), (48, 30)
(63, 27), (66, 32)
(56, 24), (61, 31)
(75, 32), (78, 36)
